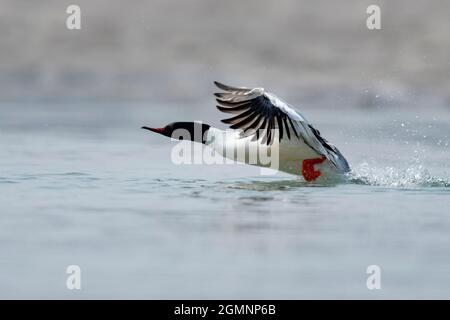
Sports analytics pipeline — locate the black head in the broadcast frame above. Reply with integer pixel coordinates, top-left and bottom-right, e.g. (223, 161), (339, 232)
(142, 122), (210, 143)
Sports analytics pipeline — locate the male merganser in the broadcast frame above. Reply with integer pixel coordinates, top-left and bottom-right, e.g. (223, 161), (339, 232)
(142, 81), (350, 182)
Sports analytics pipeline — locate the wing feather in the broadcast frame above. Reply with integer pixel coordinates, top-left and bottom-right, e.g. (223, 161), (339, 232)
(213, 81), (350, 171)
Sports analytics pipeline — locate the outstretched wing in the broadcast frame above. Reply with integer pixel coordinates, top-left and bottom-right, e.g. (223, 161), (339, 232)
(214, 81), (349, 171)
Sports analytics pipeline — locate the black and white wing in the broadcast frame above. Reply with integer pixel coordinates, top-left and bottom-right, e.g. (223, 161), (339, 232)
(214, 81), (350, 172)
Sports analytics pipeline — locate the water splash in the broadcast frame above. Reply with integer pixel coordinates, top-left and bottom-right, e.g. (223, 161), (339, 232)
(348, 162), (450, 188)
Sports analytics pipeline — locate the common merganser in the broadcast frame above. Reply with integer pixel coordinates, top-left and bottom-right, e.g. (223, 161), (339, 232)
(142, 81), (350, 182)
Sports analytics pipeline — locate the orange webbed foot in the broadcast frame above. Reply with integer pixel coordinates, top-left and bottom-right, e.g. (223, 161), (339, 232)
(302, 156), (326, 182)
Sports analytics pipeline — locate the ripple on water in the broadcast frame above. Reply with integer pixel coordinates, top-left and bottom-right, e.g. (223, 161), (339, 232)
(348, 163), (450, 188)
(226, 178), (339, 191)
(223, 164), (450, 191)
(0, 177), (18, 184)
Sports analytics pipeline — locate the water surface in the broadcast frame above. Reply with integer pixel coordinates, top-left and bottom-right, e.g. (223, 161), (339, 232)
(0, 101), (449, 298)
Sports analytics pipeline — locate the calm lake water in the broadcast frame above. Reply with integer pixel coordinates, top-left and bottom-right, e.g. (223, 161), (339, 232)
(0, 99), (449, 299)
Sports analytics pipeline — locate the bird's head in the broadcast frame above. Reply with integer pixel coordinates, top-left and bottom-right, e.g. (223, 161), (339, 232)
(141, 122), (210, 143)
(141, 123), (176, 138)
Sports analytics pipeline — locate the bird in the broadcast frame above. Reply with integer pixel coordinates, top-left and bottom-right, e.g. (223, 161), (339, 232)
(142, 81), (350, 182)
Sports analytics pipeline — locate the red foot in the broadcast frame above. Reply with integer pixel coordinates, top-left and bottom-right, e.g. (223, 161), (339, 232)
(302, 157), (326, 182)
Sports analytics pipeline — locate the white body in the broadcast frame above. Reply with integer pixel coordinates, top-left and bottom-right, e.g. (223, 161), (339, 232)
(205, 127), (340, 179)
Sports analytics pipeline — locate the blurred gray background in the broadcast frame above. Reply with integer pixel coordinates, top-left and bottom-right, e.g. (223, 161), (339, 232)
(1, 0), (449, 103)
